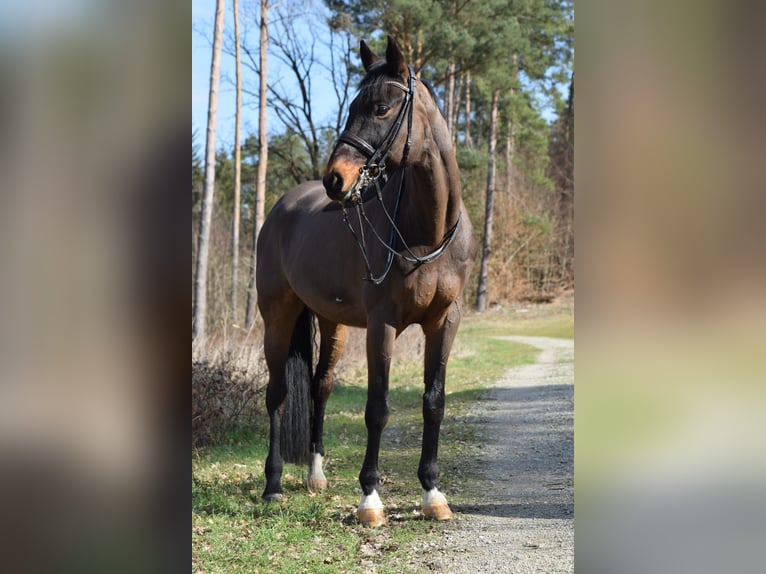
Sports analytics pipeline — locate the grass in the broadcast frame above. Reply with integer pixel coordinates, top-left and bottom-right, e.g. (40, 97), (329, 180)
(192, 302), (573, 573)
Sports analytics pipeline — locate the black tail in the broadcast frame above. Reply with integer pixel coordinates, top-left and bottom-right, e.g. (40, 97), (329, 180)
(281, 306), (314, 464)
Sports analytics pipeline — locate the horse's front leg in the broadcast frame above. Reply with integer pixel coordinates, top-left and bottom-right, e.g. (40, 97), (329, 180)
(357, 320), (396, 528)
(418, 304), (461, 521)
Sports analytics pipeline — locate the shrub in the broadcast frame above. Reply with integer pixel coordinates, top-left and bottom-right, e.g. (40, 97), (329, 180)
(192, 352), (266, 448)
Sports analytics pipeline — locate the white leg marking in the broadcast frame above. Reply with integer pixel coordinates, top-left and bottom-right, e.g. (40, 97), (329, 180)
(307, 453), (328, 491)
(422, 488), (448, 508)
(422, 488), (453, 521)
(358, 489), (384, 511)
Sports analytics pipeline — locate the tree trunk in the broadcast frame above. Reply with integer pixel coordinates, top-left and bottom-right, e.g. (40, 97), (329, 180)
(504, 115), (514, 194)
(556, 75), (574, 287)
(231, 0), (242, 326)
(476, 88), (500, 312)
(415, 27), (423, 72)
(451, 72), (462, 145)
(245, 0), (269, 329)
(193, 0), (226, 345)
(445, 61), (456, 137)
(464, 71), (472, 148)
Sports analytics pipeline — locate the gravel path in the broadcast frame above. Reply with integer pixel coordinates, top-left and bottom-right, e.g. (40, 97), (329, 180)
(417, 336), (574, 573)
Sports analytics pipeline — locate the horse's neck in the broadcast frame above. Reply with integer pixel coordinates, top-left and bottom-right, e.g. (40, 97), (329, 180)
(405, 128), (462, 246)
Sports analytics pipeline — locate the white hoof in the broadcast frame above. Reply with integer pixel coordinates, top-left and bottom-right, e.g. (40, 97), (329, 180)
(357, 490), (387, 527)
(422, 488), (453, 521)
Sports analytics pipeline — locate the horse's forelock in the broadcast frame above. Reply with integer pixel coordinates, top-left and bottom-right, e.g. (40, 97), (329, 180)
(357, 63), (394, 94)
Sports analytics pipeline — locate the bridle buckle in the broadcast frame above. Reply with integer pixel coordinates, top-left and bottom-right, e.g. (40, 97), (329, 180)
(347, 163), (386, 205)
(361, 163), (384, 181)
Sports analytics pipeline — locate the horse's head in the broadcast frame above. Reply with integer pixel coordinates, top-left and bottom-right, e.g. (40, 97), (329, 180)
(323, 36), (420, 203)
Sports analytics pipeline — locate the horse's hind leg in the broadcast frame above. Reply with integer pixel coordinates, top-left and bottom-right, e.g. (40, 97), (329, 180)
(260, 294), (304, 502)
(418, 303), (461, 521)
(307, 317), (347, 491)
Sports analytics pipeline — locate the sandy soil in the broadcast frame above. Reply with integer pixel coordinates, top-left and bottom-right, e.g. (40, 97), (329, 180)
(413, 336), (574, 573)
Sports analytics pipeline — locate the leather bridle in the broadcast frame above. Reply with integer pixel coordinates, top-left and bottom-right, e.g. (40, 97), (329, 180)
(333, 66), (462, 284)
(335, 70), (416, 202)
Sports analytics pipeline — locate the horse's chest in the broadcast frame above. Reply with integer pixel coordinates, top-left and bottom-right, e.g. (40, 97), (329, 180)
(404, 274), (439, 308)
(394, 267), (458, 319)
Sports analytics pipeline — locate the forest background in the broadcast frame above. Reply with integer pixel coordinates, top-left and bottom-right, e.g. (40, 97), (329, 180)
(192, 0), (574, 342)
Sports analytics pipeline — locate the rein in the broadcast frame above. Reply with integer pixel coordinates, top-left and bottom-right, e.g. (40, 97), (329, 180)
(337, 66), (462, 284)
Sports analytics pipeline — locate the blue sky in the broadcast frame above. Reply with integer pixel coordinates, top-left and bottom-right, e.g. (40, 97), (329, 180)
(192, 0), (240, 149)
(192, 0), (342, 153)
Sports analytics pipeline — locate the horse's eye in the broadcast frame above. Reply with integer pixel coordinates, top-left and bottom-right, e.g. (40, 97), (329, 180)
(374, 104), (390, 117)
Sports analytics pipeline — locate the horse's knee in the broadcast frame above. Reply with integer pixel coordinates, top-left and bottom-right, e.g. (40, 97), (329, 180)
(422, 388), (445, 425)
(364, 398), (389, 429)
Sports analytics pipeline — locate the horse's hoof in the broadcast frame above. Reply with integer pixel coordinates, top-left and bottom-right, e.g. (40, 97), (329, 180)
(422, 503), (454, 521)
(262, 492), (284, 503)
(422, 488), (453, 521)
(307, 476), (328, 491)
(357, 507), (387, 528)
(357, 490), (386, 527)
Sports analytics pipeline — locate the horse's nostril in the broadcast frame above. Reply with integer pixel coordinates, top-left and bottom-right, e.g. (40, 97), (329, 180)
(323, 171), (344, 197)
(332, 172), (343, 191)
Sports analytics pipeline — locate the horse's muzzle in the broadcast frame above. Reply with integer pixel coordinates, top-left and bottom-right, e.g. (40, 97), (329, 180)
(324, 157), (365, 203)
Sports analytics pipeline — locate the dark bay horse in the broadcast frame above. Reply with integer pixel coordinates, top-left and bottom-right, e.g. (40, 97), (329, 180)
(256, 36), (476, 527)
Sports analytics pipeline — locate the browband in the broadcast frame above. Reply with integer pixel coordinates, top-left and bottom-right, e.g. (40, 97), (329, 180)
(384, 80), (410, 93)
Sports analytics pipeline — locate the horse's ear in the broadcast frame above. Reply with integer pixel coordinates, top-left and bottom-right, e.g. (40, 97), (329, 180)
(385, 35), (408, 77)
(360, 40), (380, 73)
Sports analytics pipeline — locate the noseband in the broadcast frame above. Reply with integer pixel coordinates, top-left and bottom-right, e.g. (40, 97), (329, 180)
(334, 66), (462, 284)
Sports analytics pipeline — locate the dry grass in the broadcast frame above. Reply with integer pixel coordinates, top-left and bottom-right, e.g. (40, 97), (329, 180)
(335, 324), (426, 381)
(192, 324), (268, 449)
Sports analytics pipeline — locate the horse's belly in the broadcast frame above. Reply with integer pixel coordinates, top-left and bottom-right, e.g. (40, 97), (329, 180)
(285, 259), (368, 327)
(297, 288), (368, 327)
